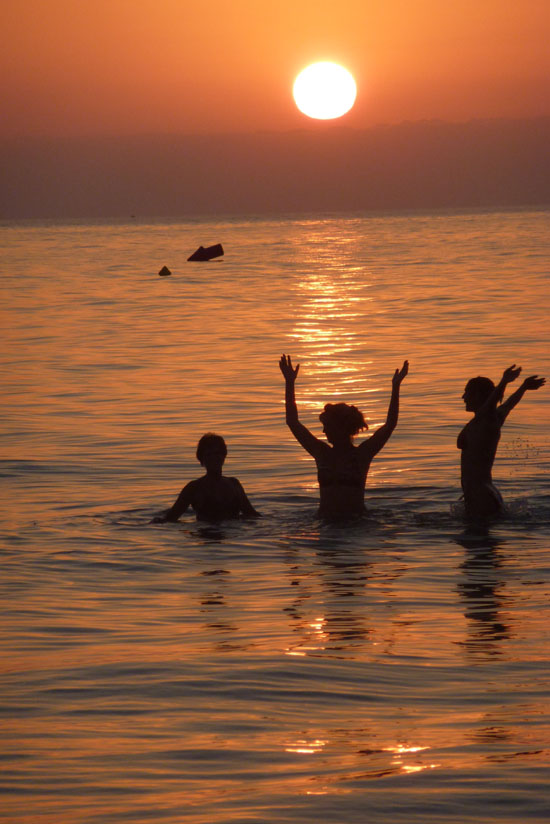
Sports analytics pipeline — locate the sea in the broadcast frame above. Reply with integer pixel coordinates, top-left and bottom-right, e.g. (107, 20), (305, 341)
(1, 209), (549, 823)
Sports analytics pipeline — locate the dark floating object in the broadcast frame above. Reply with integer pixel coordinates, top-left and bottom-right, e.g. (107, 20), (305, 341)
(158, 265), (172, 277)
(187, 243), (224, 262)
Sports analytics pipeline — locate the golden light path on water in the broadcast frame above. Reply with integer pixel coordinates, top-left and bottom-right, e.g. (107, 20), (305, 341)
(287, 230), (409, 499)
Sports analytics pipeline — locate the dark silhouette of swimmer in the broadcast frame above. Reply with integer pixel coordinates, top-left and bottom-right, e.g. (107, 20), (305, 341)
(153, 433), (260, 523)
(280, 354), (409, 519)
(458, 365), (545, 519)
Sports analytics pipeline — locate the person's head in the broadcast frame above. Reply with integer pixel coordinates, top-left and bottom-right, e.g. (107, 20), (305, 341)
(196, 433), (227, 470)
(463, 376), (495, 411)
(319, 402), (367, 444)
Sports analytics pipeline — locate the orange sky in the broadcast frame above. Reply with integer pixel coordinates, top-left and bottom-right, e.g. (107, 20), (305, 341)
(2, 0), (549, 137)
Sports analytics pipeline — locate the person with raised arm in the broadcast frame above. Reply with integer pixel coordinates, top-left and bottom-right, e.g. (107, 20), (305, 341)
(458, 364), (545, 519)
(279, 354), (409, 520)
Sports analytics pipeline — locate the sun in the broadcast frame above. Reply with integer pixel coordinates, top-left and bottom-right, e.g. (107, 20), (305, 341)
(293, 62), (357, 120)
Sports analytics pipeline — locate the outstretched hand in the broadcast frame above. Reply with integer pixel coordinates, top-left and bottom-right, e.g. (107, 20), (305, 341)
(279, 354), (299, 382)
(522, 375), (546, 391)
(392, 360), (409, 387)
(502, 364), (522, 384)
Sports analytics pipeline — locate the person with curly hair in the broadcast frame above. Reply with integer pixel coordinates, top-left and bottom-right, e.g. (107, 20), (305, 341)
(279, 354), (408, 519)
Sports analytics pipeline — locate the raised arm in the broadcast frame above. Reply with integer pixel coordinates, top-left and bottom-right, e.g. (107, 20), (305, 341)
(360, 360), (409, 457)
(279, 354), (323, 456)
(475, 364), (521, 418)
(498, 374), (546, 423)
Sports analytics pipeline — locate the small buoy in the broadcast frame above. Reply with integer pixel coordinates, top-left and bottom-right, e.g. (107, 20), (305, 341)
(187, 243), (224, 262)
(158, 265), (171, 277)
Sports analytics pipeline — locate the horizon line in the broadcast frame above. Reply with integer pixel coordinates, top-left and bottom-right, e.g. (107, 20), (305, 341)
(2, 113), (550, 143)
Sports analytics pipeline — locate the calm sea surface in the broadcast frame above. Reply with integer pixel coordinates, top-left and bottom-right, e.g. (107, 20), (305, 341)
(1, 210), (550, 823)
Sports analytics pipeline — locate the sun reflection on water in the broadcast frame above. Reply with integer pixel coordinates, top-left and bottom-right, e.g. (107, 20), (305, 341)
(284, 614), (328, 656)
(384, 743), (440, 775)
(285, 738), (328, 755)
(287, 256), (380, 427)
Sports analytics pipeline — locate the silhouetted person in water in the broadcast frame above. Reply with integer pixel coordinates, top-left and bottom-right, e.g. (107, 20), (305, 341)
(280, 354), (409, 519)
(458, 365), (545, 519)
(154, 433), (260, 522)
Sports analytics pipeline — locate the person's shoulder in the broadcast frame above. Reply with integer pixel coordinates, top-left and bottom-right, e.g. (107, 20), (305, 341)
(356, 434), (378, 453)
(185, 477), (201, 487)
(227, 476), (244, 487)
(183, 477), (202, 494)
(314, 440), (331, 455)
(475, 408), (501, 426)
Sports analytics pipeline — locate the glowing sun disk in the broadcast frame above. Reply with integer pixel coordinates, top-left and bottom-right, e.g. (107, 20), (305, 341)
(293, 62), (357, 120)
